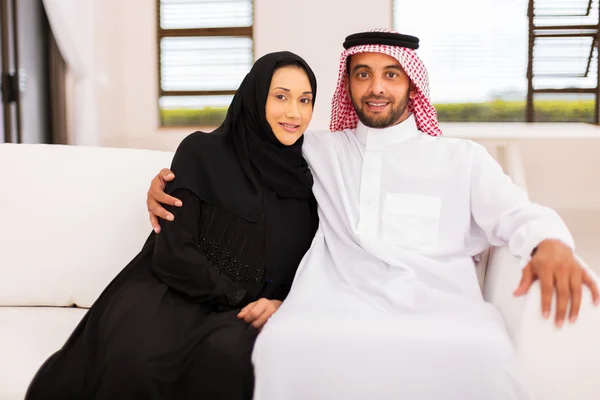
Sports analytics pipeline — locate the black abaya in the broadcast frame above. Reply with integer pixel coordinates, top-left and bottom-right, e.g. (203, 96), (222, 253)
(25, 51), (319, 399)
(26, 184), (317, 399)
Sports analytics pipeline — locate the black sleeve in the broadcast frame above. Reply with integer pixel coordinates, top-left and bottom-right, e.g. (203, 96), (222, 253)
(151, 188), (251, 309)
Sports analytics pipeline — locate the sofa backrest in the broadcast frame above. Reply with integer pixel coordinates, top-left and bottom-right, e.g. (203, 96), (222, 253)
(0, 143), (174, 308)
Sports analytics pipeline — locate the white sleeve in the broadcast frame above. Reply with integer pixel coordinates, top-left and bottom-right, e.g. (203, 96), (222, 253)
(469, 143), (574, 267)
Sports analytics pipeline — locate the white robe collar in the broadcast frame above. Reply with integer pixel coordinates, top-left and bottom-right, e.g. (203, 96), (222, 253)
(355, 114), (421, 148)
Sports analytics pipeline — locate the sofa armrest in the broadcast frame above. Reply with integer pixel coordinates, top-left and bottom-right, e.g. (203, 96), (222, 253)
(483, 245), (600, 400)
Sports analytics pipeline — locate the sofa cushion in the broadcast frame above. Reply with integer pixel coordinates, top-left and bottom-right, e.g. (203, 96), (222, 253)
(0, 144), (174, 307)
(0, 306), (87, 399)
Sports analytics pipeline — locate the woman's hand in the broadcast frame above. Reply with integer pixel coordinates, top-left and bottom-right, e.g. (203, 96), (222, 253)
(237, 298), (282, 330)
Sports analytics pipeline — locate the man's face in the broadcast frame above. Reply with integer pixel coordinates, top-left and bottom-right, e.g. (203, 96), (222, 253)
(345, 52), (416, 128)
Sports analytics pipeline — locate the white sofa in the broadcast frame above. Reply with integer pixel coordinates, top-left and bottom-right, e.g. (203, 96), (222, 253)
(0, 143), (598, 399)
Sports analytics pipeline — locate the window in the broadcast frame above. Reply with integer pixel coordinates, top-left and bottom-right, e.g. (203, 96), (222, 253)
(157, 0), (254, 127)
(392, 0), (597, 123)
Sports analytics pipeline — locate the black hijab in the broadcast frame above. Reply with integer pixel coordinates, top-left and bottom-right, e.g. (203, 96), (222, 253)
(165, 51), (319, 285)
(224, 51), (317, 200)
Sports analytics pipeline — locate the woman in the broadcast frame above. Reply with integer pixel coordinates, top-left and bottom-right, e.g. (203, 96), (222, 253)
(26, 51), (319, 399)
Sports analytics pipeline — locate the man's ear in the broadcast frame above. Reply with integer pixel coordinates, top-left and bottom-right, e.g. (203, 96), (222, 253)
(344, 75), (351, 98)
(344, 56), (352, 98)
(409, 81), (417, 100)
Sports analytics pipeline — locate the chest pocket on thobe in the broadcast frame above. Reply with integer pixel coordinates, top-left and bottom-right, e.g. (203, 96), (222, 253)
(382, 193), (442, 251)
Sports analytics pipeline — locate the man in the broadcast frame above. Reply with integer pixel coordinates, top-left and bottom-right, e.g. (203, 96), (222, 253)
(146, 29), (598, 398)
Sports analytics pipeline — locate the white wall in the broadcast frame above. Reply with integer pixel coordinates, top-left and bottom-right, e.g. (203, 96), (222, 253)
(518, 138), (600, 210)
(94, 0), (393, 150)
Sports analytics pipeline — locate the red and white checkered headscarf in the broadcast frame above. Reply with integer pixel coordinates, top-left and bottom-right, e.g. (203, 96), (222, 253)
(330, 28), (442, 136)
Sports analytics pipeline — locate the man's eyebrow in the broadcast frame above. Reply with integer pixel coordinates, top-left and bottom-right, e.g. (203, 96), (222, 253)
(352, 64), (404, 72)
(384, 65), (403, 71)
(352, 64), (371, 73)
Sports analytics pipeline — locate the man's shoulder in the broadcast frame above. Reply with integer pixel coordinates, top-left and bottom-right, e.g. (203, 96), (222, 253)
(429, 135), (481, 153)
(304, 128), (330, 142)
(443, 136), (489, 154)
(303, 128), (355, 145)
(414, 136), (487, 168)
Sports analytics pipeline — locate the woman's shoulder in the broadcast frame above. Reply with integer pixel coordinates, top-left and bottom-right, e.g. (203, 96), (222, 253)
(175, 131), (226, 156)
(167, 130), (259, 222)
(171, 131), (232, 167)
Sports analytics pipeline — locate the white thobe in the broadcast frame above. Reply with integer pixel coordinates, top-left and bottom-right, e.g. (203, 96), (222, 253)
(251, 115), (574, 400)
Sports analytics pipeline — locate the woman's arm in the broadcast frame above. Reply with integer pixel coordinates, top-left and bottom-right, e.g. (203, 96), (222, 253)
(151, 188), (251, 309)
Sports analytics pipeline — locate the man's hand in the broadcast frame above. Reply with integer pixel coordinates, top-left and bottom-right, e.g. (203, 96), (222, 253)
(147, 168), (182, 233)
(514, 239), (600, 328)
(237, 298), (283, 330)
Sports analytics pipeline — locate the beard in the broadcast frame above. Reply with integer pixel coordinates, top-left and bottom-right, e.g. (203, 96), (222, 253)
(350, 89), (411, 128)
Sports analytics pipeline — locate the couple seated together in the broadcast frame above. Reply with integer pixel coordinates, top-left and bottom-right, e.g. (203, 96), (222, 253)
(25, 29), (598, 400)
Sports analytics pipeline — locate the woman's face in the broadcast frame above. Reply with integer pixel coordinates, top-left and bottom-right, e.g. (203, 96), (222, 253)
(265, 66), (314, 146)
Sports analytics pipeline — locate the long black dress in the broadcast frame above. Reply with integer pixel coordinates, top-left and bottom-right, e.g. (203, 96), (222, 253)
(25, 51), (319, 399)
